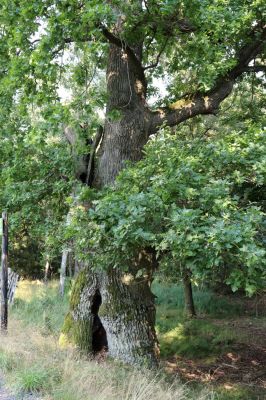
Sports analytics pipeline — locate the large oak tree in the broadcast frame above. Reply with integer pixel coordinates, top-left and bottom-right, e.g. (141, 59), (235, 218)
(1, 0), (265, 365)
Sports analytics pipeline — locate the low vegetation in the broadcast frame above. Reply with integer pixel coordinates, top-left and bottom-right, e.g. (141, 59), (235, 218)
(0, 280), (264, 399)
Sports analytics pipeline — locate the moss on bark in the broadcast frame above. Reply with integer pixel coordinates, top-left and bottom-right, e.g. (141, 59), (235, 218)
(60, 312), (92, 351)
(69, 269), (88, 310)
(60, 270), (94, 352)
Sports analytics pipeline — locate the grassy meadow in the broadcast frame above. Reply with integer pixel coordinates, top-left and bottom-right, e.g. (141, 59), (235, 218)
(0, 280), (264, 399)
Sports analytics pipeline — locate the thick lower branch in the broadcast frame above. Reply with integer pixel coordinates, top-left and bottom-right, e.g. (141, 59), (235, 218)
(149, 25), (266, 134)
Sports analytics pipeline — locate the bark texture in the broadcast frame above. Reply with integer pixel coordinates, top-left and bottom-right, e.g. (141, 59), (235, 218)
(61, 15), (265, 367)
(61, 269), (158, 365)
(94, 44), (149, 187)
(100, 275), (158, 364)
(62, 41), (159, 366)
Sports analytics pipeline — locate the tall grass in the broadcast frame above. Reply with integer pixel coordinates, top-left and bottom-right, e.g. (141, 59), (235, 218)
(0, 319), (213, 400)
(152, 281), (244, 317)
(11, 280), (70, 334)
(152, 281), (242, 359)
(0, 280), (214, 400)
(1, 279), (257, 399)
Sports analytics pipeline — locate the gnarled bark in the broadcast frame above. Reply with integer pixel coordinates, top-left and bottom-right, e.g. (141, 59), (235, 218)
(62, 16), (265, 368)
(62, 41), (159, 366)
(62, 268), (158, 365)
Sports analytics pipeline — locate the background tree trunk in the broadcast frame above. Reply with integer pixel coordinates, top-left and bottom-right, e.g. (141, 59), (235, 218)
(1, 212), (8, 331)
(183, 271), (196, 317)
(59, 249), (68, 296)
(44, 257), (50, 284)
(62, 43), (159, 366)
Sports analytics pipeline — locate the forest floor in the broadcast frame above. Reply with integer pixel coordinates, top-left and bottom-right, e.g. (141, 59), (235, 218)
(154, 283), (266, 400)
(0, 280), (264, 400)
(163, 318), (266, 399)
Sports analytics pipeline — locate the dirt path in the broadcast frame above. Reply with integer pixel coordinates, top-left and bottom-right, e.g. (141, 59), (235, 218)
(0, 377), (41, 400)
(0, 378), (15, 400)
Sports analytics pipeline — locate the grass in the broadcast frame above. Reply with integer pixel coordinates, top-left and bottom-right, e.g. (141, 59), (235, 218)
(0, 349), (17, 372)
(0, 319), (212, 400)
(153, 281), (266, 400)
(0, 279), (264, 399)
(11, 280), (70, 335)
(152, 281), (244, 317)
(153, 281), (240, 359)
(0, 280), (214, 400)
(15, 366), (61, 393)
(158, 317), (236, 358)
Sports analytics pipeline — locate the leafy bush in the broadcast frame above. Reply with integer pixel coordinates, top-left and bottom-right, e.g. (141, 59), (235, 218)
(68, 126), (265, 295)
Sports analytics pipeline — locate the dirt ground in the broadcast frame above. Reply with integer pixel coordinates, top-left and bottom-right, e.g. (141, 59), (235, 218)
(164, 317), (266, 397)
(0, 378), (15, 400)
(0, 377), (41, 400)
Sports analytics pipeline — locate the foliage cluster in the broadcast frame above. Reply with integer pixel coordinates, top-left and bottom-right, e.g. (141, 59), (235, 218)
(68, 120), (265, 294)
(0, 0), (265, 286)
(0, 106), (75, 276)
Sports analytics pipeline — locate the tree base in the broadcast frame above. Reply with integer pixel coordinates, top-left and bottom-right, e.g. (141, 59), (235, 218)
(61, 269), (159, 367)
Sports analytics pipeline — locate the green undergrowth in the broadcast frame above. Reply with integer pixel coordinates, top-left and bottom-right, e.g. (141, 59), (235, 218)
(0, 349), (17, 373)
(0, 279), (263, 400)
(157, 311), (236, 359)
(212, 385), (265, 400)
(152, 281), (244, 317)
(11, 279), (70, 335)
(14, 365), (62, 393)
(2, 280), (213, 399)
(153, 281), (241, 359)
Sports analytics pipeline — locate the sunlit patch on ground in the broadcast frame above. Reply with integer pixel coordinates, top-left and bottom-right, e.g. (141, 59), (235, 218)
(162, 322), (266, 399)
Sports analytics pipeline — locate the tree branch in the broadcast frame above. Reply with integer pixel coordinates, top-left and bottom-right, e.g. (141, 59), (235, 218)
(149, 26), (266, 134)
(50, 24), (146, 82)
(241, 65), (266, 73)
(86, 126), (103, 186)
(144, 38), (169, 70)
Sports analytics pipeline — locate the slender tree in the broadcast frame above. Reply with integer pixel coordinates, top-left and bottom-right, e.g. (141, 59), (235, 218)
(183, 271), (196, 317)
(1, 212), (8, 331)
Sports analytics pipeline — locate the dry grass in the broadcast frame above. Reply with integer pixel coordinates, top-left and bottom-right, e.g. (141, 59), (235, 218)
(0, 318), (208, 400)
(0, 281), (214, 399)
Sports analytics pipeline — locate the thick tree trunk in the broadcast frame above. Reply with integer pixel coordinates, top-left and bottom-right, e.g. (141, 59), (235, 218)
(62, 42), (159, 366)
(61, 268), (158, 365)
(183, 272), (196, 317)
(99, 269), (158, 365)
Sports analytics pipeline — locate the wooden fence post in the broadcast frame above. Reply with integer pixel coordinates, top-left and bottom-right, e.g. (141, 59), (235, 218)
(1, 212), (8, 331)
